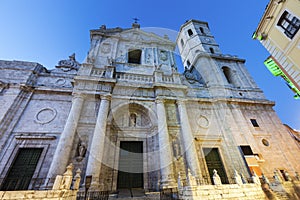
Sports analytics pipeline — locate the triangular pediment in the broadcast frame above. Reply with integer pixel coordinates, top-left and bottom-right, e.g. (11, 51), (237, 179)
(118, 29), (175, 46)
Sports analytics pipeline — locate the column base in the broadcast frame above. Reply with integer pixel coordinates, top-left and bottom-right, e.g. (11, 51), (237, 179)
(89, 181), (104, 191)
(160, 179), (177, 189)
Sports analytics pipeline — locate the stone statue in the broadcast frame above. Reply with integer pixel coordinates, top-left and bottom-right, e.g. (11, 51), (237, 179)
(273, 170), (282, 183)
(187, 169), (197, 186)
(177, 172), (183, 189)
(261, 173), (270, 186)
(76, 142), (86, 162)
(233, 169), (243, 185)
(295, 172), (300, 181)
(130, 113), (137, 127)
(240, 173), (247, 184)
(212, 169), (222, 185)
(283, 170), (291, 181)
(107, 57), (114, 66)
(252, 171), (261, 185)
(56, 53), (80, 71)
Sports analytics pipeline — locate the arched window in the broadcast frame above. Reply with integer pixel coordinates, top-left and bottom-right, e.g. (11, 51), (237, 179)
(128, 49), (142, 64)
(209, 47), (215, 54)
(188, 29), (193, 37)
(187, 60), (191, 67)
(181, 39), (184, 47)
(222, 66), (233, 84)
(199, 27), (204, 34)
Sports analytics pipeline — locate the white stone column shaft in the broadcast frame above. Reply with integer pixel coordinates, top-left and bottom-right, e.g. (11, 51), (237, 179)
(177, 100), (201, 178)
(86, 95), (111, 189)
(47, 94), (84, 178)
(156, 99), (176, 188)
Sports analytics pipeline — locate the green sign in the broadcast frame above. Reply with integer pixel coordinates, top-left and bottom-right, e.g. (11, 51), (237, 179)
(264, 57), (300, 99)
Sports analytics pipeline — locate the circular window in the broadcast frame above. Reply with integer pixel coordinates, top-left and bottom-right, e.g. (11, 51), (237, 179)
(262, 139), (270, 146)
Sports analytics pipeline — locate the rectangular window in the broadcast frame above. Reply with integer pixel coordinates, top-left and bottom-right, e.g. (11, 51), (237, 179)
(240, 145), (254, 156)
(1, 148), (43, 191)
(277, 11), (300, 39)
(128, 49), (142, 64)
(250, 119), (259, 127)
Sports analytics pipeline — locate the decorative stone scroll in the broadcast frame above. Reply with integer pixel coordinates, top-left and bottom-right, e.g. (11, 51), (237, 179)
(183, 66), (200, 84)
(56, 53), (80, 71)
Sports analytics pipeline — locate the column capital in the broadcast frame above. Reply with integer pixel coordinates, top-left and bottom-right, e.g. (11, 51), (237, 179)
(73, 92), (86, 99)
(176, 99), (187, 105)
(155, 97), (165, 104)
(100, 94), (112, 101)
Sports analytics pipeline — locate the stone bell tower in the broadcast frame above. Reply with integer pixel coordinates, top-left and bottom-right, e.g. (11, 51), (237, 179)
(177, 19), (266, 100)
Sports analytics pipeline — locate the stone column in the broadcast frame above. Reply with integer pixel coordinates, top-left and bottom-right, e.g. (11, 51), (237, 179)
(156, 98), (176, 188)
(47, 93), (85, 178)
(86, 94), (111, 190)
(176, 100), (202, 180)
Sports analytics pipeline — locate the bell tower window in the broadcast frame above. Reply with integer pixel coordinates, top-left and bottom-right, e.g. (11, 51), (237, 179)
(128, 49), (142, 64)
(222, 66), (233, 84)
(187, 60), (191, 67)
(181, 39), (184, 47)
(199, 27), (204, 34)
(209, 47), (215, 54)
(188, 29), (193, 37)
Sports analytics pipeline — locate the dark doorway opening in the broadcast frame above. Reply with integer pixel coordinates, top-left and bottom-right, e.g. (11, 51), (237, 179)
(117, 141), (143, 189)
(203, 148), (228, 184)
(1, 148), (43, 190)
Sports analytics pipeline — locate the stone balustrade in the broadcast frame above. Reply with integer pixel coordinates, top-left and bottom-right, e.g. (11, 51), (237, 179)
(116, 73), (154, 83)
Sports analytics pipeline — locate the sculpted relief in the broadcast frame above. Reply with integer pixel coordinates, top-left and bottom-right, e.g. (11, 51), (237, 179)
(101, 43), (112, 54)
(112, 104), (153, 129)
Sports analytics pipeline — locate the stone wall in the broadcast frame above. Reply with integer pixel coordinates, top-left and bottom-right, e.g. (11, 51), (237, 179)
(0, 190), (78, 200)
(180, 184), (267, 200)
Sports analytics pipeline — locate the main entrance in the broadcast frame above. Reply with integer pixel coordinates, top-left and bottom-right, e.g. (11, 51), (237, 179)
(117, 141), (143, 189)
(203, 148), (229, 184)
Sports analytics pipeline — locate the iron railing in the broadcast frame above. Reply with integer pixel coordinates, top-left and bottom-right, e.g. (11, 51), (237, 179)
(160, 188), (179, 200)
(76, 191), (109, 200)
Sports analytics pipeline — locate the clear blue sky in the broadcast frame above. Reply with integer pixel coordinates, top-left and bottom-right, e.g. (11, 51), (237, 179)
(0, 0), (299, 130)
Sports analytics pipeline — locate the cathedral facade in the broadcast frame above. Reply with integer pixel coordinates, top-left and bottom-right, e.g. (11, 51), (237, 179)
(0, 19), (299, 199)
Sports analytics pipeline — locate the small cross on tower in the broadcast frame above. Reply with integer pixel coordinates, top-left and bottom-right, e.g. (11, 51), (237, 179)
(132, 17), (140, 28)
(132, 17), (140, 24)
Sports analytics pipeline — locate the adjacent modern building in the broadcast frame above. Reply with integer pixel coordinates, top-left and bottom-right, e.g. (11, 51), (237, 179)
(253, 0), (300, 99)
(0, 19), (299, 199)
